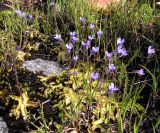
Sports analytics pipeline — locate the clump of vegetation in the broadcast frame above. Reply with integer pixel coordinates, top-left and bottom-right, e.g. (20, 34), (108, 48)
(0, 0), (160, 132)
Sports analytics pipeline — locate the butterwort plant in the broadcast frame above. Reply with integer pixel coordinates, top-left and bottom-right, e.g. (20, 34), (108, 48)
(69, 31), (78, 43)
(97, 30), (103, 39)
(105, 51), (113, 61)
(91, 72), (99, 80)
(116, 38), (128, 57)
(27, 14), (33, 20)
(80, 17), (86, 25)
(15, 10), (21, 16)
(81, 41), (91, 50)
(91, 47), (99, 55)
(69, 31), (76, 37)
(73, 55), (78, 62)
(117, 37), (125, 48)
(66, 43), (73, 53)
(71, 36), (79, 43)
(109, 63), (116, 72)
(88, 35), (94, 41)
(50, 2), (55, 8)
(108, 83), (119, 94)
(50, 2), (55, 11)
(15, 10), (33, 21)
(117, 46), (128, 57)
(54, 34), (62, 44)
(148, 46), (155, 57)
(136, 69), (145, 76)
(21, 12), (26, 19)
(90, 23), (95, 30)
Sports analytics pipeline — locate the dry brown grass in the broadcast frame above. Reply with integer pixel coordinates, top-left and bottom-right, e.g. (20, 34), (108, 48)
(89, 0), (120, 9)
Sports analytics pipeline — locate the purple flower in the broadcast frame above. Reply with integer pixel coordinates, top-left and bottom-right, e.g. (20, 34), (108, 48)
(54, 34), (62, 43)
(81, 41), (91, 50)
(105, 51), (113, 60)
(86, 40), (91, 47)
(50, 2), (55, 11)
(90, 23), (95, 30)
(91, 72), (99, 80)
(27, 14), (33, 20)
(66, 43), (73, 53)
(15, 10), (21, 16)
(97, 30), (103, 39)
(136, 69), (145, 76)
(50, 2), (55, 8)
(80, 17), (86, 25)
(21, 12), (26, 19)
(117, 37), (125, 47)
(108, 83), (118, 93)
(148, 46), (155, 56)
(121, 49), (128, 57)
(91, 47), (99, 55)
(117, 46), (128, 57)
(71, 36), (78, 43)
(81, 41), (86, 46)
(109, 63), (116, 72)
(69, 31), (76, 37)
(88, 35), (94, 41)
(73, 55), (78, 62)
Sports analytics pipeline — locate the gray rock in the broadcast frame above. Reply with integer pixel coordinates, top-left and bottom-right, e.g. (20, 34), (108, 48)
(0, 117), (8, 133)
(22, 58), (64, 76)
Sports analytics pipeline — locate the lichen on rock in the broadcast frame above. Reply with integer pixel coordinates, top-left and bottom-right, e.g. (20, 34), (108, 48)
(22, 58), (64, 77)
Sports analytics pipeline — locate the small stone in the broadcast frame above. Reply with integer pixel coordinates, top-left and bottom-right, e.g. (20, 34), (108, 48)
(0, 117), (8, 133)
(22, 58), (64, 76)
